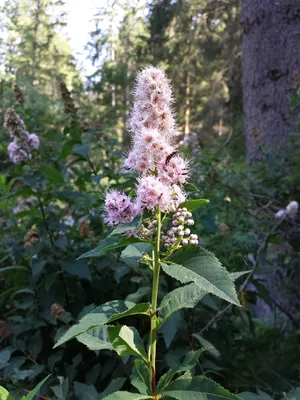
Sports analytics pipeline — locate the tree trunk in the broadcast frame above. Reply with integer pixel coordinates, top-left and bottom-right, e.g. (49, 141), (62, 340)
(184, 71), (191, 137)
(241, 0), (300, 161)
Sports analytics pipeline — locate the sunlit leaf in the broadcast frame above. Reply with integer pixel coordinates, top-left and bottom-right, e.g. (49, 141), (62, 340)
(54, 301), (150, 348)
(108, 325), (148, 362)
(162, 376), (242, 400)
(158, 283), (206, 326)
(179, 199), (209, 211)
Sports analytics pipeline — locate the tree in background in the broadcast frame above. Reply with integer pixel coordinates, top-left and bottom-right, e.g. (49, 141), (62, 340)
(0, 0), (82, 131)
(86, 0), (243, 150)
(87, 0), (149, 143)
(148, 0), (242, 148)
(241, 0), (300, 161)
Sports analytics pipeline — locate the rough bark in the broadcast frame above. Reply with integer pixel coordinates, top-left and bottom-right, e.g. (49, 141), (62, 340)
(184, 71), (191, 136)
(241, 0), (300, 161)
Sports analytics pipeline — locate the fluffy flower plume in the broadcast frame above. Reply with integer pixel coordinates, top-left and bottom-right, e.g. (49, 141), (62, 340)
(129, 67), (175, 136)
(104, 67), (190, 226)
(4, 108), (40, 164)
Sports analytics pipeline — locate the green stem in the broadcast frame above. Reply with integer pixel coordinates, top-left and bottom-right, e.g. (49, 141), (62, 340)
(149, 208), (161, 396)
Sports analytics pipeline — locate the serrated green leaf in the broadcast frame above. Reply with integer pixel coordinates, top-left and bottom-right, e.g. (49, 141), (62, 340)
(157, 349), (205, 393)
(185, 183), (199, 192)
(77, 326), (114, 351)
(104, 393), (151, 400)
(60, 139), (79, 159)
(54, 301), (150, 348)
(73, 382), (99, 400)
(131, 359), (151, 395)
(179, 199), (209, 211)
(24, 375), (50, 400)
(78, 237), (151, 260)
(158, 283), (206, 326)
(109, 217), (140, 236)
(162, 376), (242, 400)
(192, 335), (220, 358)
(100, 378), (127, 400)
(238, 392), (273, 400)
(167, 247), (240, 305)
(106, 237), (151, 251)
(230, 271), (251, 281)
(161, 311), (182, 348)
(61, 260), (92, 281)
(121, 243), (151, 268)
(40, 165), (64, 184)
(73, 144), (90, 157)
(0, 386), (13, 400)
(126, 287), (151, 303)
(51, 377), (69, 400)
(77, 237), (120, 259)
(108, 325), (148, 362)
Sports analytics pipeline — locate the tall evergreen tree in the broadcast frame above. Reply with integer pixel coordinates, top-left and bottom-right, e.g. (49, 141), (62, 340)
(0, 0), (81, 128)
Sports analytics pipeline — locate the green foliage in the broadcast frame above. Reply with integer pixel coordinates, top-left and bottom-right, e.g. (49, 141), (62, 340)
(54, 301), (150, 347)
(157, 349), (205, 393)
(163, 247), (240, 305)
(158, 283), (206, 326)
(107, 325), (148, 362)
(21, 375), (50, 400)
(0, 0), (299, 398)
(161, 376), (242, 400)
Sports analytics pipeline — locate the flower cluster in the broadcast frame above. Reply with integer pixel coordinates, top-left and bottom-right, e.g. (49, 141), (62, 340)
(162, 208), (198, 247)
(103, 67), (190, 225)
(4, 108), (39, 164)
(275, 201), (298, 220)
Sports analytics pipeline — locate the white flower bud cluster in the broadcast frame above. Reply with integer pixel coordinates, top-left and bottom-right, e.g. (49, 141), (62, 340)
(162, 208), (198, 247)
(140, 218), (158, 239)
(275, 200), (298, 220)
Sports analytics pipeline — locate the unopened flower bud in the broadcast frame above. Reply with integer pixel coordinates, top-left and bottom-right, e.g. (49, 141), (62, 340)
(51, 303), (65, 319)
(79, 220), (92, 238)
(187, 219), (194, 226)
(219, 222), (230, 235)
(181, 239), (189, 245)
(184, 228), (190, 235)
(0, 320), (11, 338)
(24, 227), (39, 248)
